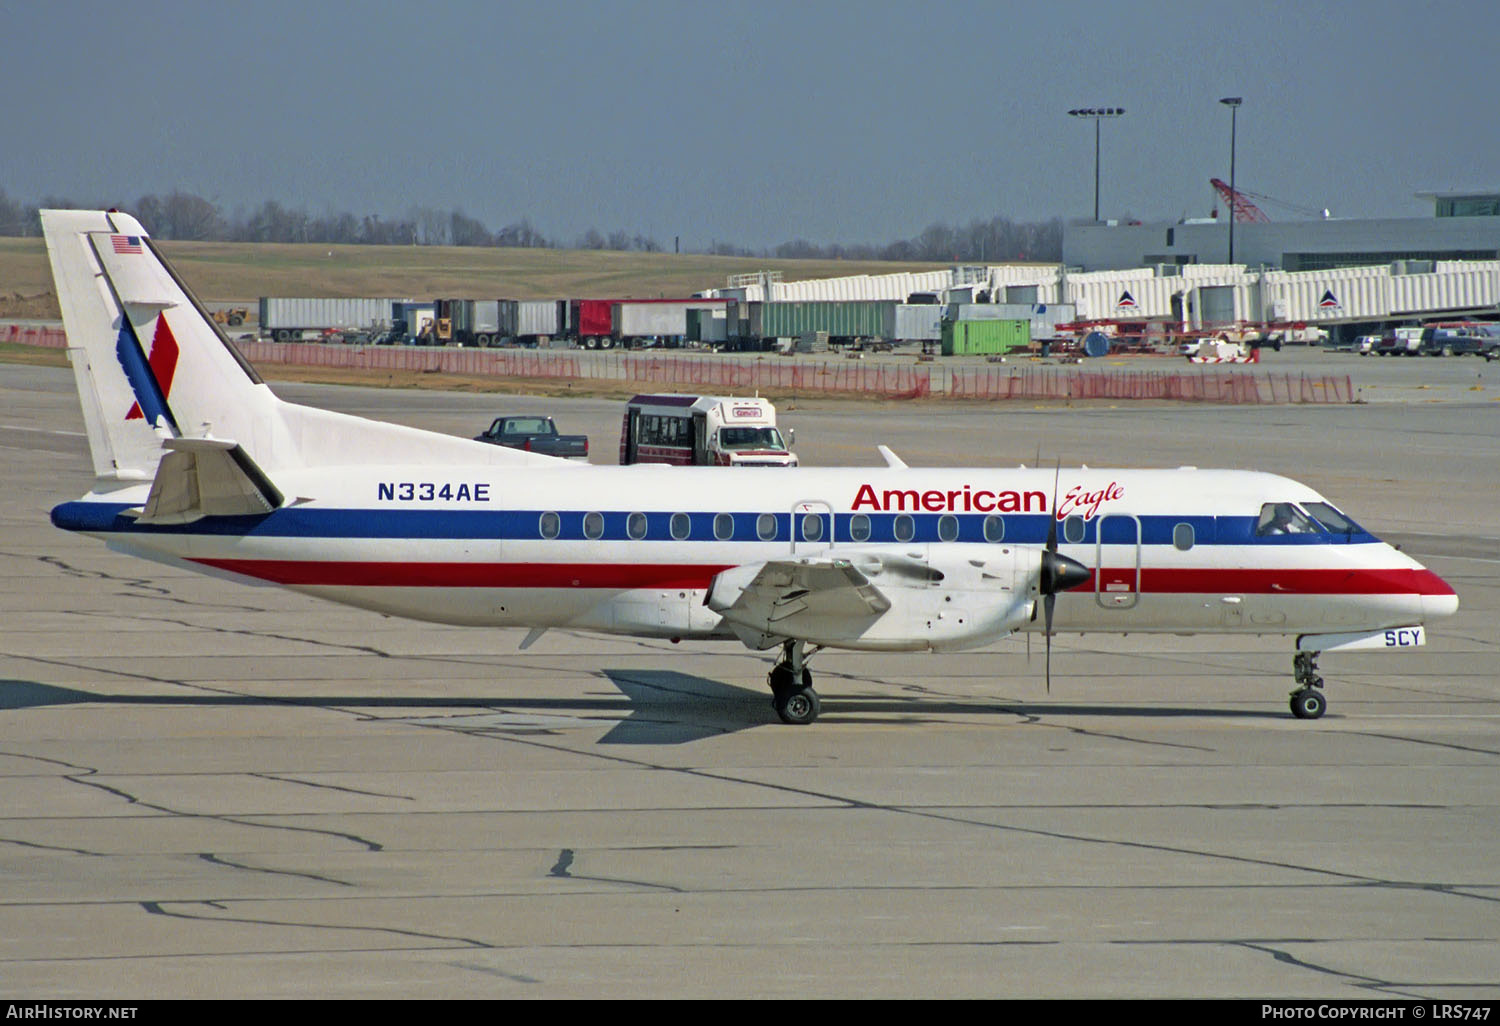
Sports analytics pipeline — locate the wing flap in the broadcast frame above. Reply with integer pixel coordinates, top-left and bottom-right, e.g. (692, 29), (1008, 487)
(708, 557), (892, 639)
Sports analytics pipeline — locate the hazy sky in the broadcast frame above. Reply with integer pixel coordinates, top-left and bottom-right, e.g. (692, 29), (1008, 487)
(7, 0), (1498, 249)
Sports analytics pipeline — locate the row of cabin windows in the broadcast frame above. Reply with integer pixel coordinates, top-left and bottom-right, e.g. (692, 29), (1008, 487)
(536, 511), (1199, 550)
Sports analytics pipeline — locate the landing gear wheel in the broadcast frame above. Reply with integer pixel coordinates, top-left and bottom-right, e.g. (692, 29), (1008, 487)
(767, 640), (820, 724)
(1290, 688), (1326, 720)
(774, 686), (821, 725)
(768, 664), (811, 702)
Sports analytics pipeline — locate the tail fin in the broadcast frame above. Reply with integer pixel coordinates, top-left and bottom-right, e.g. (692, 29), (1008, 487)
(42, 209), (276, 488)
(43, 209), (572, 495)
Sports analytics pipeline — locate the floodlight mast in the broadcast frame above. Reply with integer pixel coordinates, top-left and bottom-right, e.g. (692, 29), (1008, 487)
(1220, 96), (1243, 263)
(1067, 107), (1125, 223)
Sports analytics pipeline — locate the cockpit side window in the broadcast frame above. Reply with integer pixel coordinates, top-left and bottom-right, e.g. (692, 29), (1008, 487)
(1302, 501), (1364, 535)
(1255, 502), (1321, 537)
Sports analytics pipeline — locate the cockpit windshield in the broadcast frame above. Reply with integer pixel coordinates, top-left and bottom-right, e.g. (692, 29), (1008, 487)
(1302, 501), (1365, 535)
(719, 427), (785, 451)
(1255, 502), (1322, 536)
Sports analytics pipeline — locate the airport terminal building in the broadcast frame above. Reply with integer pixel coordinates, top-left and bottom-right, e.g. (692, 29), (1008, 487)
(1064, 191), (1500, 273)
(707, 193), (1500, 345)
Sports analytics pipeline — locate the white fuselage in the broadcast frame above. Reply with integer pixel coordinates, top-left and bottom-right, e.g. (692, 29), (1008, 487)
(54, 463), (1457, 652)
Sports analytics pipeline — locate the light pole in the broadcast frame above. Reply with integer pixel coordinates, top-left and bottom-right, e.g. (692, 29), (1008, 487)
(1219, 96), (1242, 264)
(1067, 107), (1125, 222)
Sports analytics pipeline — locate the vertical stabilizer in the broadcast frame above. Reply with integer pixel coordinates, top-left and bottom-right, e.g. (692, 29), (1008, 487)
(42, 209), (275, 487)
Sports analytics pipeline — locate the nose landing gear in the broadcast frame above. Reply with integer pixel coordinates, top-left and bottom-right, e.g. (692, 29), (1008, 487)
(1290, 650), (1326, 719)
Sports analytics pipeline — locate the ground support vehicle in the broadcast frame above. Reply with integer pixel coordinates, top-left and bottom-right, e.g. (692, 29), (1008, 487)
(620, 394), (797, 467)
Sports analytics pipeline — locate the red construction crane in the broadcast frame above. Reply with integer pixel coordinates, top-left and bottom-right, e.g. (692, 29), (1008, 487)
(1210, 177), (1271, 223)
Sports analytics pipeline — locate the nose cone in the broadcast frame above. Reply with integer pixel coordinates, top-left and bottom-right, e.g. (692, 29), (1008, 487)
(1041, 550), (1091, 595)
(1413, 567), (1459, 622)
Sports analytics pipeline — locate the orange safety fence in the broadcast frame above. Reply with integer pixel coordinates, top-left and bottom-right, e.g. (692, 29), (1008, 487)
(7, 327), (1354, 403)
(2, 324), (67, 348)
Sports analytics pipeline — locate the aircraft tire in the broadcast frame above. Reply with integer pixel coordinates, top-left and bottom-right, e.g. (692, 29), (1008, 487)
(775, 687), (820, 725)
(1290, 688), (1326, 720)
(769, 665), (812, 702)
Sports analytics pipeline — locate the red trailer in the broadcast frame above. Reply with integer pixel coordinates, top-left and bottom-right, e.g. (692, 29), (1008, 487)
(569, 299), (617, 349)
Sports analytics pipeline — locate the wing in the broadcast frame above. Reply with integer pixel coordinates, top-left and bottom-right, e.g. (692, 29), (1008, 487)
(707, 557), (893, 648)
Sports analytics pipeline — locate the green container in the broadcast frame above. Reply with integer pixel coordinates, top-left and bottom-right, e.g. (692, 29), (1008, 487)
(941, 318), (1030, 356)
(755, 301), (892, 340)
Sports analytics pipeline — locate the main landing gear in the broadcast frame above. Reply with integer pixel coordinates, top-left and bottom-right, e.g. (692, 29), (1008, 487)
(768, 640), (821, 725)
(1290, 650), (1327, 720)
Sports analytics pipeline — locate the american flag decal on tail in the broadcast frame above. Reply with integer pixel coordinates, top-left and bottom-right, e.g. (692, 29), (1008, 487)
(111, 235), (142, 255)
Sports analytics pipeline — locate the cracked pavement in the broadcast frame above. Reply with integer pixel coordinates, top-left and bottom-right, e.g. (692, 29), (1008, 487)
(2, 366), (1497, 998)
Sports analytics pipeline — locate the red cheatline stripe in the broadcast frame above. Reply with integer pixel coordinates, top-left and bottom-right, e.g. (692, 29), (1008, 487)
(190, 559), (1455, 597)
(1125, 567), (1455, 596)
(192, 559), (735, 589)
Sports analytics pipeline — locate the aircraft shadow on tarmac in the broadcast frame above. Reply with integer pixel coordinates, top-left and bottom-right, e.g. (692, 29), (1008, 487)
(1, 675), (1284, 746)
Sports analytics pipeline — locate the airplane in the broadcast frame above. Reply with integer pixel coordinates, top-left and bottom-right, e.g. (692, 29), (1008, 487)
(41, 209), (1459, 724)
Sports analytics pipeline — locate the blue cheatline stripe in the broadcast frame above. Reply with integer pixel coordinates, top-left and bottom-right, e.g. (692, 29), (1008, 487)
(113, 321), (178, 431)
(50, 501), (1380, 547)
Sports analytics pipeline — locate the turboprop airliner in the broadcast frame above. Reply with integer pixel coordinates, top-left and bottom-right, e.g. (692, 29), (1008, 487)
(42, 209), (1458, 724)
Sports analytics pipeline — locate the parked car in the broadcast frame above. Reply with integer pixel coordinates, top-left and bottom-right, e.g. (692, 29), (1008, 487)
(1353, 334), (1380, 355)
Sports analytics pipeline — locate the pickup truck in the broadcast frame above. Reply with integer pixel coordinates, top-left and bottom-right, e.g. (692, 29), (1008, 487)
(474, 416), (589, 460)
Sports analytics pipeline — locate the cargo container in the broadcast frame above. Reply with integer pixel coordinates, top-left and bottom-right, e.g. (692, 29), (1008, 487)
(565, 298), (730, 349)
(687, 307), (729, 344)
(570, 300), (617, 349)
(513, 300), (566, 344)
(886, 304), (942, 343)
(429, 299), (503, 346)
(949, 302), (1078, 340)
(624, 299), (728, 347)
(258, 298), (400, 342)
(727, 301), (895, 350)
(940, 318), (1029, 356)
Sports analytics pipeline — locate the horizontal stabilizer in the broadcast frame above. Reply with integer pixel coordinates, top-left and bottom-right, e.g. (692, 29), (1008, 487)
(136, 437), (283, 524)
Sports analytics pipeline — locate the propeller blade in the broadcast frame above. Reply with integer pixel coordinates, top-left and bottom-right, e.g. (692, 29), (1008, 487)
(1044, 593), (1055, 692)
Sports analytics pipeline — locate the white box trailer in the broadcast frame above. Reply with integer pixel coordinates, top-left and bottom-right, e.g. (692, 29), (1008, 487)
(259, 298), (399, 341)
(612, 300), (728, 347)
(887, 304), (941, 342)
(516, 300), (562, 337)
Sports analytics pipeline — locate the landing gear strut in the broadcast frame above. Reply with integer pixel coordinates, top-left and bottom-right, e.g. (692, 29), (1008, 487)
(768, 640), (820, 725)
(1290, 650), (1326, 720)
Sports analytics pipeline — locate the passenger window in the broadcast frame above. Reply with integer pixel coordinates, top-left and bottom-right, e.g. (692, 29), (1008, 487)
(800, 514), (823, 542)
(938, 515), (959, 542)
(583, 511), (604, 540)
(1063, 515), (1085, 544)
(670, 512), (691, 540)
(894, 514), (915, 542)
(983, 515), (1004, 542)
(849, 514), (871, 543)
(713, 513), (734, 540)
(1255, 502), (1320, 537)
(539, 511), (560, 540)
(757, 512), (777, 541)
(627, 512), (647, 540)
(1173, 523), (1194, 551)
